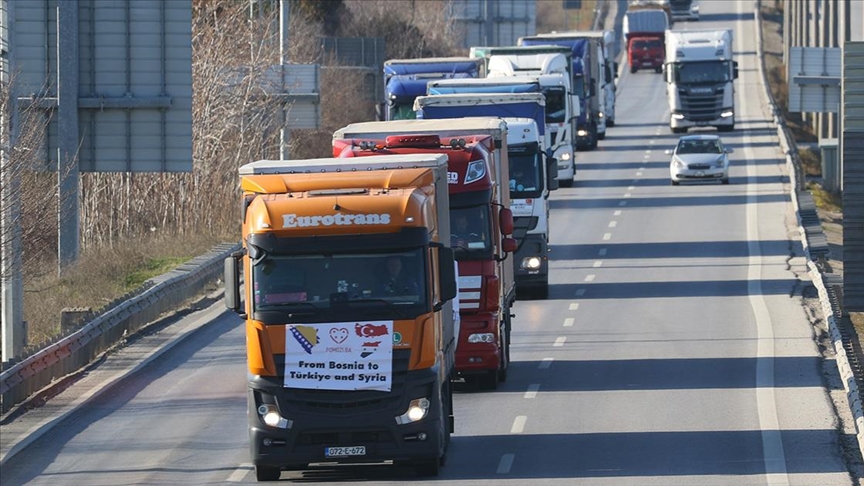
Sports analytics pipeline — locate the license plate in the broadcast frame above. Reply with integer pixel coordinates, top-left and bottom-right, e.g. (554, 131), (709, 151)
(325, 446), (366, 457)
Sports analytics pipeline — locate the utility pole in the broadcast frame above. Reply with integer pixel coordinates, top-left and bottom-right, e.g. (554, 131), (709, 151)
(280, 0), (289, 159)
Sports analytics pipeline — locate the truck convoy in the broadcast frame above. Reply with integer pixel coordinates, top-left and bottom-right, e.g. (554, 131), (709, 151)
(623, 8), (670, 73)
(332, 118), (518, 389)
(414, 93), (556, 298)
(664, 29), (738, 133)
(469, 44), (578, 184)
(224, 154), (458, 480)
(428, 70), (576, 187)
(381, 57), (484, 121)
(518, 34), (603, 150)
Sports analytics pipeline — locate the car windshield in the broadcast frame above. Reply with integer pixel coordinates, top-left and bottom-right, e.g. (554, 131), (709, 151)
(251, 249), (428, 315)
(677, 139), (723, 154)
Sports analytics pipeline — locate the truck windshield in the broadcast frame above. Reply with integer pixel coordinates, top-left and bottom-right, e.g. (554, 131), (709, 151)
(450, 205), (493, 259)
(508, 144), (544, 199)
(544, 87), (567, 123)
(572, 76), (585, 98)
(389, 103), (417, 120)
(251, 249), (428, 317)
(671, 61), (731, 84)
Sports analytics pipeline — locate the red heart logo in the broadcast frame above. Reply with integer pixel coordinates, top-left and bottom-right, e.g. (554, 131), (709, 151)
(330, 327), (349, 344)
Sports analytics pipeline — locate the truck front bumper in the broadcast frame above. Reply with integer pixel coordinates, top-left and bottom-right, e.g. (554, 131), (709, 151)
(248, 372), (444, 468)
(514, 233), (548, 289)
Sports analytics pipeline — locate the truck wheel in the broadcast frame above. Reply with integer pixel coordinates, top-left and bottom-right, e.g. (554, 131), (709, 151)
(255, 465), (281, 481)
(537, 283), (549, 299)
(630, 67), (637, 73)
(607, 119), (615, 127)
(718, 124), (734, 132)
(654, 67), (662, 73)
(598, 131), (606, 141)
(560, 178), (573, 188)
(671, 127), (687, 134)
(480, 369), (499, 390)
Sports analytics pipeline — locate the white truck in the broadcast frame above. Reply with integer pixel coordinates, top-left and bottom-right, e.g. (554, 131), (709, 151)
(428, 70), (576, 187)
(414, 93), (557, 298)
(664, 29), (738, 133)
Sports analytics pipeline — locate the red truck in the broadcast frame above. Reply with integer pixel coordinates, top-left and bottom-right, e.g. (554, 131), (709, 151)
(333, 118), (518, 390)
(627, 34), (665, 73)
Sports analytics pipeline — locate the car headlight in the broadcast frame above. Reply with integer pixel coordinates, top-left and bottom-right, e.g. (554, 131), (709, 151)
(672, 158), (686, 169)
(468, 333), (496, 344)
(521, 256), (542, 270)
(395, 397), (430, 425)
(714, 157), (726, 168)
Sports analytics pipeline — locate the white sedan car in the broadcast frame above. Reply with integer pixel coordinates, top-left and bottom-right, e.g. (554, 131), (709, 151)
(666, 134), (733, 185)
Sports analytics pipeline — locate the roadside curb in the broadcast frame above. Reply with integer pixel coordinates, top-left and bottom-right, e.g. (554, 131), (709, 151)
(753, 1), (864, 462)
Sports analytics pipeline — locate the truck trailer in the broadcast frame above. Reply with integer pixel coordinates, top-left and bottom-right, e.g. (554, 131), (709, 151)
(518, 34), (603, 149)
(664, 29), (738, 133)
(382, 57), (484, 121)
(332, 118), (517, 389)
(224, 154), (459, 480)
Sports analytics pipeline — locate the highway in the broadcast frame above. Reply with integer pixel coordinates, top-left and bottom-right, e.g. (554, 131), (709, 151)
(1, 0), (859, 484)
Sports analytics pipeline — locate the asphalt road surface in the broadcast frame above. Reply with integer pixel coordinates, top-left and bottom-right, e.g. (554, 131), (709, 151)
(1, 1), (860, 484)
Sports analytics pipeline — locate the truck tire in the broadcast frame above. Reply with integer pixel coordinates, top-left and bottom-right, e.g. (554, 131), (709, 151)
(560, 178), (573, 188)
(480, 369), (499, 390)
(630, 67), (637, 73)
(654, 67), (662, 73)
(671, 126), (687, 134)
(718, 124), (734, 132)
(607, 119), (615, 127)
(255, 465), (281, 481)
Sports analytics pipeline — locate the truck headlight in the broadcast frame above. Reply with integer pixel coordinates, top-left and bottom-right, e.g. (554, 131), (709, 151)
(577, 129), (588, 137)
(395, 397), (430, 424)
(598, 111), (604, 119)
(672, 113), (685, 120)
(559, 152), (571, 161)
(258, 404), (290, 429)
(721, 110), (734, 118)
(521, 256), (542, 270)
(468, 333), (495, 343)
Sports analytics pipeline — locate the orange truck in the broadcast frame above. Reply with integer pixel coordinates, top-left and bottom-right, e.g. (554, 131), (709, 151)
(224, 154), (458, 480)
(332, 118), (518, 390)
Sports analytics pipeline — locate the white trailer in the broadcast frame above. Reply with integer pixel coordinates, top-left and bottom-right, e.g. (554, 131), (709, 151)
(664, 29), (738, 133)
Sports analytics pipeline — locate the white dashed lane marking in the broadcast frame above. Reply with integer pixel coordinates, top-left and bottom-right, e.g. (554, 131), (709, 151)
(554, 337), (567, 347)
(511, 416), (527, 434)
(525, 384), (540, 398)
(497, 454), (515, 474)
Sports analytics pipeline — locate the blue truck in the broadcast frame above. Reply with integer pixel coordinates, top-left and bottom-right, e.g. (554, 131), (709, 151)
(519, 35), (602, 150)
(380, 57), (484, 121)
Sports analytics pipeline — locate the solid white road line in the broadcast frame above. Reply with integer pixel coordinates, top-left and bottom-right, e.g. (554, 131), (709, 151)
(738, 2), (789, 482)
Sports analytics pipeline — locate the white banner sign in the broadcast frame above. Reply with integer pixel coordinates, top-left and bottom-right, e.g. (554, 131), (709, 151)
(284, 321), (394, 391)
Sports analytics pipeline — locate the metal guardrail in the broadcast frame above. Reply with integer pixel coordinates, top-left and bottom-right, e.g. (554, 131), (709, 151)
(0, 242), (240, 415)
(754, 1), (864, 462)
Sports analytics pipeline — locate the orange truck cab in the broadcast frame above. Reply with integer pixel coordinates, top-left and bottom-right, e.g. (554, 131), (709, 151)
(332, 118), (518, 390)
(224, 154), (458, 481)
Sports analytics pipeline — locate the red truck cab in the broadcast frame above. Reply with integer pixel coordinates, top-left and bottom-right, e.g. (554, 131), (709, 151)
(334, 133), (517, 390)
(628, 34), (665, 73)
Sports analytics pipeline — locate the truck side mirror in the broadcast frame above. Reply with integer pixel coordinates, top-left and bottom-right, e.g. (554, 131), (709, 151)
(224, 251), (245, 317)
(375, 102), (386, 121)
(733, 61), (739, 80)
(614, 62), (619, 78)
(437, 247), (457, 303)
(546, 157), (560, 191)
(502, 237), (518, 253)
(499, 207), (514, 235)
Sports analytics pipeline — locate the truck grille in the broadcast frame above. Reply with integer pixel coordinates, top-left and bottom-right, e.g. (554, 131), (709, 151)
(275, 349), (412, 415)
(679, 87), (724, 121)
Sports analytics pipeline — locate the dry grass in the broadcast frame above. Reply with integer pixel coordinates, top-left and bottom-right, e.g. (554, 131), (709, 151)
(798, 145), (822, 177)
(23, 234), (227, 350)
